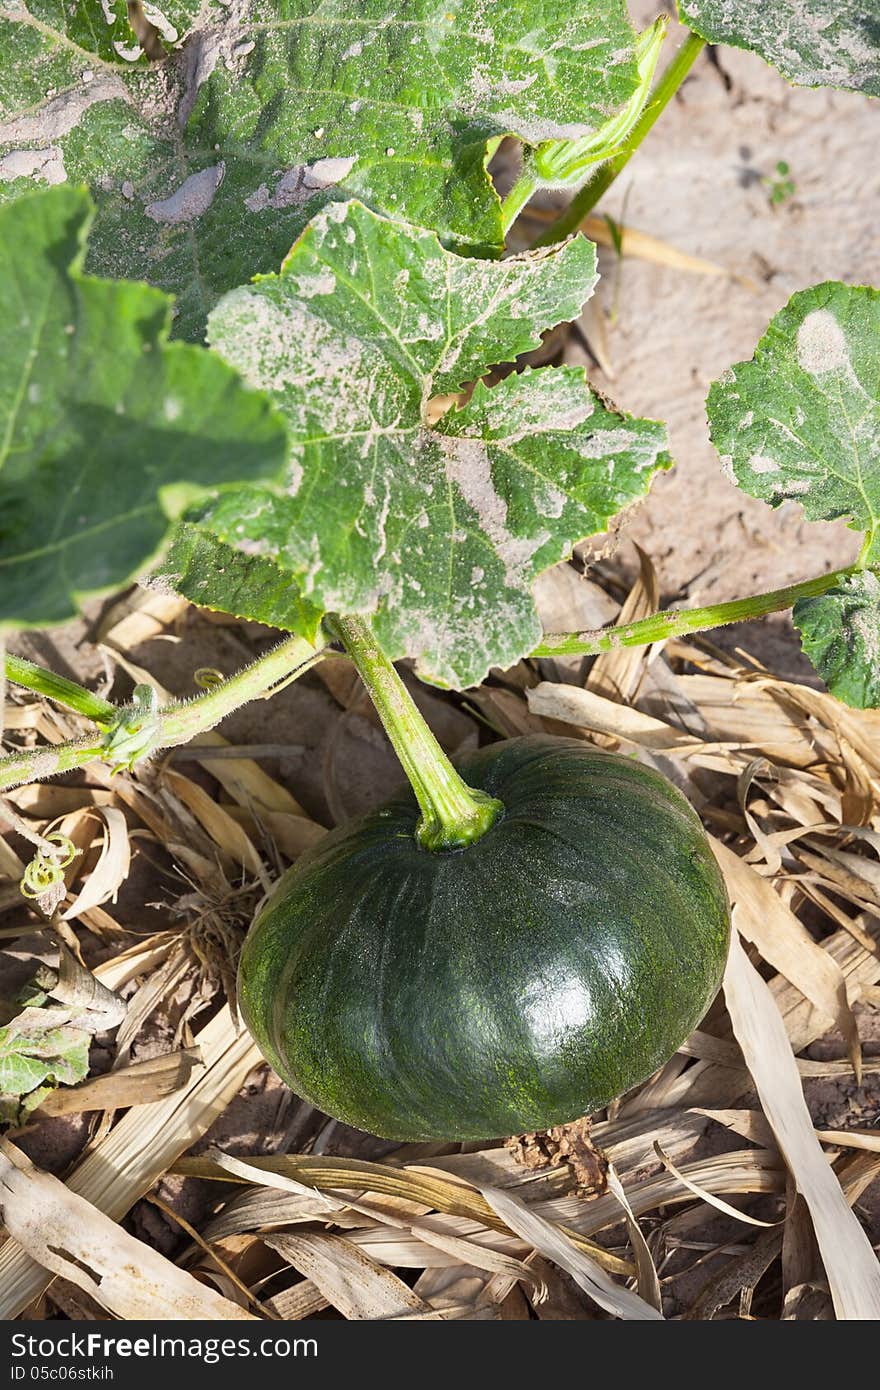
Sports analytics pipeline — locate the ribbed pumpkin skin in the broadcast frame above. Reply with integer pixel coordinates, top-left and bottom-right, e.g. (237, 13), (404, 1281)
(238, 735), (730, 1141)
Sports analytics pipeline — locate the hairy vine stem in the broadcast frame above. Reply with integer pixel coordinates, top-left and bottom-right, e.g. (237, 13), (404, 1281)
(532, 567), (852, 658)
(4, 654), (117, 726)
(532, 32), (707, 248)
(0, 565), (856, 798)
(0, 633), (326, 794)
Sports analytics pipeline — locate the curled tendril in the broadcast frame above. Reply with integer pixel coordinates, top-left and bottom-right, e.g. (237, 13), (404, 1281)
(44, 831), (77, 868)
(193, 667), (225, 691)
(20, 832), (77, 900)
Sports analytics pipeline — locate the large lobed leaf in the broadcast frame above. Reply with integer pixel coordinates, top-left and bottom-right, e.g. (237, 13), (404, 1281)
(0, 184), (287, 629)
(707, 280), (880, 708)
(0, 0), (641, 340)
(707, 282), (879, 559)
(678, 1), (880, 95)
(162, 200), (671, 689)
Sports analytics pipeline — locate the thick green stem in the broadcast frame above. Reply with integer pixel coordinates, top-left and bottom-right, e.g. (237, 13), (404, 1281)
(328, 615), (502, 852)
(5, 654), (117, 725)
(532, 567), (852, 658)
(532, 32), (706, 249)
(0, 633), (325, 794)
(0, 734), (107, 793)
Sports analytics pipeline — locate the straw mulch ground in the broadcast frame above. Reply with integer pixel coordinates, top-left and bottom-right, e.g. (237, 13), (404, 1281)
(1, 553), (879, 1321)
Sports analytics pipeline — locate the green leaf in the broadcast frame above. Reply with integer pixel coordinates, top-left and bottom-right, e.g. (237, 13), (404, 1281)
(161, 519), (324, 638)
(0, 184), (288, 629)
(0, 1), (641, 339)
(0, 1008), (90, 1121)
(794, 570), (880, 709)
(706, 282), (880, 566)
(678, 0), (880, 95)
(163, 200), (670, 690)
(0, 1), (200, 66)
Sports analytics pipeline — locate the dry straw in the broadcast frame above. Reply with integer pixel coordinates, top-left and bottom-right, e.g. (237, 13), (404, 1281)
(1, 560), (879, 1319)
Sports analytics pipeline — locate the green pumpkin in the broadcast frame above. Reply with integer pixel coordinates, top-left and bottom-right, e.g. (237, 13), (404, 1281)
(238, 735), (730, 1141)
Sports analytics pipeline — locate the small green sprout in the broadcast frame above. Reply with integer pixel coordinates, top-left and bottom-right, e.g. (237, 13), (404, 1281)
(764, 160), (796, 207)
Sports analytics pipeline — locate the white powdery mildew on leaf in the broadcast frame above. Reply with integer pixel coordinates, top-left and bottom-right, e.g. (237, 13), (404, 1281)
(475, 108), (595, 146)
(536, 483), (568, 518)
(579, 427), (639, 460)
(292, 270), (337, 299)
(796, 309), (851, 375)
(235, 536), (270, 556)
(679, 0), (880, 94)
(244, 157), (357, 213)
(210, 285), (369, 436)
(851, 573), (880, 668)
(0, 0), (642, 339)
(469, 384), (596, 443)
(794, 569), (880, 710)
(718, 453), (736, 484)
(187, 202), (669, 687)
(146, 163), (226, 224)
(707, 282), (880, 567)
(748, 453), (780, 474)
(441, 434), (549, 585)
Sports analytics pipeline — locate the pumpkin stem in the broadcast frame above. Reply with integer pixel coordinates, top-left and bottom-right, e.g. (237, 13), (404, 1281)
(327, 615), (503, 851)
